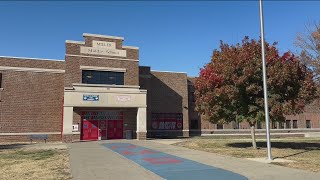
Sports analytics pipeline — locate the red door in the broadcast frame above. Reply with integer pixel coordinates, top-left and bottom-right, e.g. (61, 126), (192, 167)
(81, 120), (99, 140)
(107, 120), (123, 139)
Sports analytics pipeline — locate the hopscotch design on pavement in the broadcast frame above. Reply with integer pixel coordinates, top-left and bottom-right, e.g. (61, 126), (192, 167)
(103, 143), (247, 180)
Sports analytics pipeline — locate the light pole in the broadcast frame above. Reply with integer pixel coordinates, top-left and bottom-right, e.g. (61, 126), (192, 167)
(259, 0), (272, 160)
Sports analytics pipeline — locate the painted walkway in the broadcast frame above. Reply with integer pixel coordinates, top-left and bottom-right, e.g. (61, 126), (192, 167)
(103, 143), (247, 180)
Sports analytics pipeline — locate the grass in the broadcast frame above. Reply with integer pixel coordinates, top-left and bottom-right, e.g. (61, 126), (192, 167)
(174, 137), (320, 172)
(0, 147), (71, 180)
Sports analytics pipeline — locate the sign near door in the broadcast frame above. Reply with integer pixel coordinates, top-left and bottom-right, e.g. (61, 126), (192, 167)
(83, 94), (100, 101)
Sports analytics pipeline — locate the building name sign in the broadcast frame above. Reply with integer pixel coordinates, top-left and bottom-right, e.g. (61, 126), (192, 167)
(83, 94), (100, 101)
(80, 40), (127, 57)
(116, 95), (131, 102)
(92, 41), (115, 49)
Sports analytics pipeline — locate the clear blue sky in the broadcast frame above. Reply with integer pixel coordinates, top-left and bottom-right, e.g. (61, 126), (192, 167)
(0, 1), (319, 76)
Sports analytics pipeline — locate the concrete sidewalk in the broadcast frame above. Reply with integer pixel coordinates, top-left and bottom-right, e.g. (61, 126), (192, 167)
(68, 140), (320, 180)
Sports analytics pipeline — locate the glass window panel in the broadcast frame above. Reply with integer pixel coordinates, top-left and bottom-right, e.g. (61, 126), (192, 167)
(82, 70), (124, 85)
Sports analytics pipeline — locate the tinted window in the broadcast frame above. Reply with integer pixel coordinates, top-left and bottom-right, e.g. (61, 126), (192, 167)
(286, 120), (291, 129)
(82, 70), (124, 85)
(293, 120), (298, 128)
(217, 124), (223, 129)
(306, 120), (311, 128)
(0, 73), (2, 88)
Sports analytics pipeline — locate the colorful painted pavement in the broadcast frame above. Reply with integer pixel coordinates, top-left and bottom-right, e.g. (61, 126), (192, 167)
(103, 143), (247, 180)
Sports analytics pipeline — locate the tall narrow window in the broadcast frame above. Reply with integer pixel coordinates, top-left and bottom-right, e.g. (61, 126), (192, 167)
(279, 122), (284, 129)
(293, 120), (298, 129)
(272, 121), (277, 129)
(285, 120), (291, 129)
(257, 121), (262, 129)
(306, 120), (311, 129)
(0, 73), (2, 88)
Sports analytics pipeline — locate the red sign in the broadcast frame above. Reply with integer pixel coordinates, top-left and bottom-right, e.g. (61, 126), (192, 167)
(151, 113), (183, 130)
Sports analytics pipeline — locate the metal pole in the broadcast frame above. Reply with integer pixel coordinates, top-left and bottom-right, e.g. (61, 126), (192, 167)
(259, 0), (272, 160)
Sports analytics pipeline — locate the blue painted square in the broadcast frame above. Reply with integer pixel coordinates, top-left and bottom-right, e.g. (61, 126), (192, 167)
(103, 143), (247, 180)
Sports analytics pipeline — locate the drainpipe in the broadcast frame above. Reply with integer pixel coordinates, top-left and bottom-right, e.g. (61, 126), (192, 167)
(61, 96), (64, 142)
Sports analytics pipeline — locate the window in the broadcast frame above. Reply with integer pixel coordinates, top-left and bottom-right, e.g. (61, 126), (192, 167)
(82, 70), (124, 85)
(257, 121), (262, 129)
(0, 73), (2, 88)
(285, 120), (291, 129)
(189, 91), (196, 102)
(217, 124), (223, 129)
(272, 121), (277, 129)
(306, 120), (312, 128)
(190, 120), (198, 129)
(279, 122), (284, 129)
(293, 120), (298, 129)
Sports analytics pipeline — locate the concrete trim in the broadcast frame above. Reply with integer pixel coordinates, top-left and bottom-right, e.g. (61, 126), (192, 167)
(65, 54), (139, 62)
(64, 104), (147, 108)
(0, 132), (61, 135)
(72, 132), (81, 135)
(80, 65), (126, 72)
(83, 33), (124, 40)
(148, 130), (189, 132)
(66, 40), (85, 45)
(0, 66), (65, 74)
(64, 89), (147, 94)
(200, 128), (320, 131)
(72, 83), (140, 89)
(0, 55), (64, 61)
(122, 45), (139, 50)
(151, 70), (187, 74)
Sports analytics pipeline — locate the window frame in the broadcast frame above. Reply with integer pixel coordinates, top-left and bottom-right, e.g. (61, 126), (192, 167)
(82, 70), (124, 85)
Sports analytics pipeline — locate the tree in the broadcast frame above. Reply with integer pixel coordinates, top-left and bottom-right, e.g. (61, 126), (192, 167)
(195, 37), (317, 149)
(295, 21), (320, 81)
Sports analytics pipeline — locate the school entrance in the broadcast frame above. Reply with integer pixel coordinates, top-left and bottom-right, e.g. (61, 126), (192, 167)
(81, 111), (124, 141)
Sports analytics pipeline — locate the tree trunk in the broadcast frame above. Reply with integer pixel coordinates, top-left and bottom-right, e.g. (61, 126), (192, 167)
(250, 125), (257, 149)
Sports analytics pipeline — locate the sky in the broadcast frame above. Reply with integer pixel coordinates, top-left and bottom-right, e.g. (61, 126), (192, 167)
(0, 1), (319, 77)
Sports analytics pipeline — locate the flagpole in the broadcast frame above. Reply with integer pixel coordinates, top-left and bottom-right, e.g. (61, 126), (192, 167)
(259, 0), (272, 160)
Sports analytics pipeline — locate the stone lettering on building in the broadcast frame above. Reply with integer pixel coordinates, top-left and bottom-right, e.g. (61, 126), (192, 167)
(92, 40), (116, 49)
(80, 40), (126, 57)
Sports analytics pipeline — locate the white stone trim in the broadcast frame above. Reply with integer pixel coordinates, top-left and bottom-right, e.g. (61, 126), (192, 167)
(0, 132), (61, 136)
(64, 104), (147, 108)
(66, 40), (85, 44)
(80, 66), (126, 72)
(83, 33), (124, 40)
(0, 66), (65, 74)
(65, 54), (139, 62)
(0, 55), (64, 61)
(72, 83), (140, 89)
(122, 45), (139, 50)
(151, 70), (187, 74)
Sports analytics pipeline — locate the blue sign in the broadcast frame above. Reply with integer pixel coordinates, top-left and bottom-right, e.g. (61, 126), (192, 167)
(83, 95), (99, 101)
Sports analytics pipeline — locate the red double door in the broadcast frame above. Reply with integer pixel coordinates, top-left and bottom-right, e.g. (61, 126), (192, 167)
(81, 120), (123, 141)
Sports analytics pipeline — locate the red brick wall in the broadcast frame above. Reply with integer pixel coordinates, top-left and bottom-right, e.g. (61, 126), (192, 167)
(0, 58), (64, 136)
(65, 35), (139, 87)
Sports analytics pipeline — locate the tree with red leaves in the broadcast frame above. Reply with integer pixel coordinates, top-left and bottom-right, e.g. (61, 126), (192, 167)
(195, 37), (317, 149)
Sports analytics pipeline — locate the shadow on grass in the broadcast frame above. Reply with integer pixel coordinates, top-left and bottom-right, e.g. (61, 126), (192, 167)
(227, 141), (320, 150)
(0, 143), (30, 150)
(227, 142), (320, 159)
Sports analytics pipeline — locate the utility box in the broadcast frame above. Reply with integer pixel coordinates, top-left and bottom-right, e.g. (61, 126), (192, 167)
(125, 130), (133, 139)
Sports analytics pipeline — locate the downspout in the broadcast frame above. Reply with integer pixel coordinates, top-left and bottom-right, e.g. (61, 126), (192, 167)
(61, 96), (64, 142)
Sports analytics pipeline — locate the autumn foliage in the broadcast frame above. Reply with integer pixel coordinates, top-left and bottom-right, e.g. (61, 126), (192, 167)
(195, 37), (317, 127)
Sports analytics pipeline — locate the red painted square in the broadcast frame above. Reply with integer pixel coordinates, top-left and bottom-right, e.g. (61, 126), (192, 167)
(111, 146), (119, 149)
(121, 150), (135, 155)
(139, 150), (157, 155)
(124, 145), (137, 148)
(143, 157), (182, 164)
